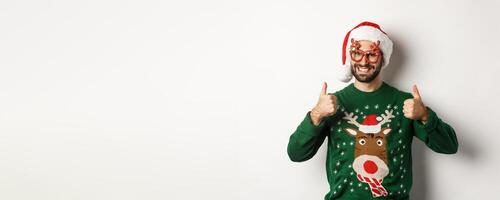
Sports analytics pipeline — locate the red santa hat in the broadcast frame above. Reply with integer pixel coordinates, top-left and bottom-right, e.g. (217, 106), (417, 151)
(359, 114), (382, 134)
(338, 21), (393, 82)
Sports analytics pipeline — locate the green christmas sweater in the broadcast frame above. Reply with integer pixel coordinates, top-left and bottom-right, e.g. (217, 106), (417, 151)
(287, 82), (458, 200)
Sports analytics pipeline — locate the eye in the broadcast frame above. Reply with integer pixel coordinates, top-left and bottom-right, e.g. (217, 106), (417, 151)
(358, 139), (366, 145)
(367, 53), (379, 61)
(376, 139), (383, 146)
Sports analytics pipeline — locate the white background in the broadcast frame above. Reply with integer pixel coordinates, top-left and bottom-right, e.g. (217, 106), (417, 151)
(0, 0), (499, 199)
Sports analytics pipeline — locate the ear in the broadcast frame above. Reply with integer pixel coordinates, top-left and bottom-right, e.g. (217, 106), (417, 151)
(382, 128), (392, 135)
(344, 128), (357, 136)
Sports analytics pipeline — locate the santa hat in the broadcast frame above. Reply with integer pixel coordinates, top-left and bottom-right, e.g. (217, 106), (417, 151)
(359, 114), (382, 134)
(338, 21), (393, 82)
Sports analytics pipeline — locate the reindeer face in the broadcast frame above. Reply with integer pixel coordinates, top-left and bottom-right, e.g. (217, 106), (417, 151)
(345, 128), (391, 163)
(344, 128), (392, 180)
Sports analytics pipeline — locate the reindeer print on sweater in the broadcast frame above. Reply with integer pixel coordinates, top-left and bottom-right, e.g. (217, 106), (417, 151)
(327, 101), (413, 199)
(343, 110), (395, 197)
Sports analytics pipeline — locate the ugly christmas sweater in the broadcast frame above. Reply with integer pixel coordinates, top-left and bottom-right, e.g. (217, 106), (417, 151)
(287, 82), (458, 200)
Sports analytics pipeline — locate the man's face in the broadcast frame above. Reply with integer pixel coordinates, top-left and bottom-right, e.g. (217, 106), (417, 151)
(350, 40), (383, 83)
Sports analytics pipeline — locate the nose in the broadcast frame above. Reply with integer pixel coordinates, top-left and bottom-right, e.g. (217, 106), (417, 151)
(363, 160), (378, 174)
(358, 54), (369, 65)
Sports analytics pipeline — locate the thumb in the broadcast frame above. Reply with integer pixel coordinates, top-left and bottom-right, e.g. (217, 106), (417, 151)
(321, 82), (328, 95)
(412, 84), (422, 100)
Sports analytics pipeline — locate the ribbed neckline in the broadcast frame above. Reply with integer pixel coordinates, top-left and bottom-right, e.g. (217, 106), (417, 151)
(348, 81), (389, 97)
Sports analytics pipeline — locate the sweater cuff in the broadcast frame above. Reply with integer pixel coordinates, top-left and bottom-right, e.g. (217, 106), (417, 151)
(300, 111), (327, 136)
(414, 106), (438, 132)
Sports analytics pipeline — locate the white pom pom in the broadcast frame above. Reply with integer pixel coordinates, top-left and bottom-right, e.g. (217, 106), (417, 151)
(337, 64), (352, 83)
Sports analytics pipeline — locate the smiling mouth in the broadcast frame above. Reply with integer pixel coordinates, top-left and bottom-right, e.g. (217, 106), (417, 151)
(356, 65), (375, 75)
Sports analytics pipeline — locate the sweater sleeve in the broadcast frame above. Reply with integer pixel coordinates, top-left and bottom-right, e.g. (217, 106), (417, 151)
(412, 106), (459, 154)
(287, 111), (330, 162)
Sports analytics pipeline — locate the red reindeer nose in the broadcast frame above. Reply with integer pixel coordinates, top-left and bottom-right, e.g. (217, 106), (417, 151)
(363, 160), (378, 174)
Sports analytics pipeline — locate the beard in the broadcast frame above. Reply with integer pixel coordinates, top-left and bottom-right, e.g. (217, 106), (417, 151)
(350, 62), (382, 83)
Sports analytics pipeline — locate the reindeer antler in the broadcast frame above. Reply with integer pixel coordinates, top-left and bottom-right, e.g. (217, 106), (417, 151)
(379, 109), (395, 126)
(343, 112), (361, 127)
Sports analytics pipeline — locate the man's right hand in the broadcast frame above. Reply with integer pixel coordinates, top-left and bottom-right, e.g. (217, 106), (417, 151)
(310, 82), (337, 126)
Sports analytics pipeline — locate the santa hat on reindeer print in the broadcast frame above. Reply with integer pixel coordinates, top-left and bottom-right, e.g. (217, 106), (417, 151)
(337, 21), (394, 82)
(359, 114), (382, 134)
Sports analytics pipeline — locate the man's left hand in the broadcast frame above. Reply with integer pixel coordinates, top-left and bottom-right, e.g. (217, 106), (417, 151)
(403, 85), (428, 124)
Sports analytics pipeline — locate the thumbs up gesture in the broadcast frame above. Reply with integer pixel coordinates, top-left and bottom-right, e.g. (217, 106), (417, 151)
(310, 82), (338, 126)
(403, 85), (429, 123)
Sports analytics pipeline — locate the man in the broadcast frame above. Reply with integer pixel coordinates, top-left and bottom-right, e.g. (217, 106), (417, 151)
(287, 22), (458, 199)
